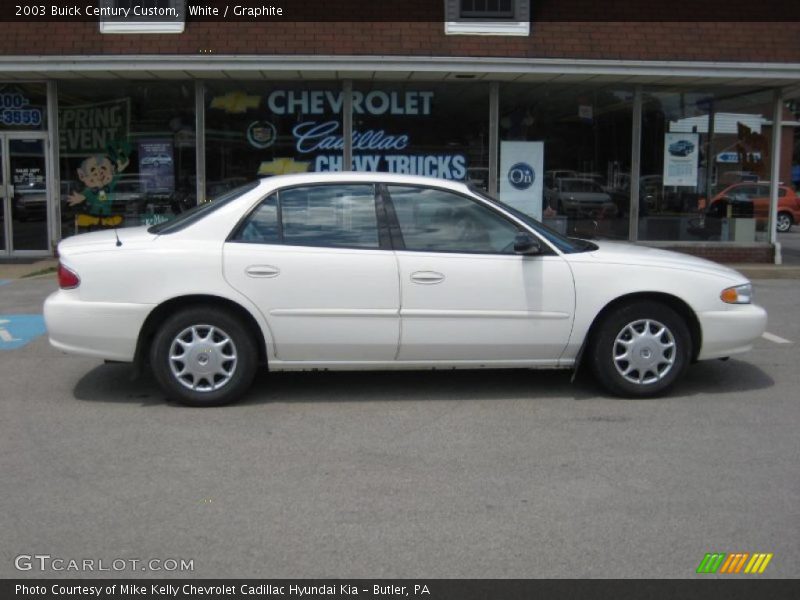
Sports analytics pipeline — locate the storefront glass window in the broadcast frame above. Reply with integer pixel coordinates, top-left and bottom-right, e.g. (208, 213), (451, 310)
(204, 82), (343, 198)
(639, 88), (776, 243)
(57, 81), (196, 237)
(499, 83), (633, 240)
(351, 83), (489, 188)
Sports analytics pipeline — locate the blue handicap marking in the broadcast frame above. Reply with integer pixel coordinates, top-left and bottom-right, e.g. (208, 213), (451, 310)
(0, 280), (11, 287)
(0, 314), (47, 350)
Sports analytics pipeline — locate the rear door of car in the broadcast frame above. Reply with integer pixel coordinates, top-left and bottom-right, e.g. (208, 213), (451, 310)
(223, 183), (400, 362)
(383, 184), (575, 363)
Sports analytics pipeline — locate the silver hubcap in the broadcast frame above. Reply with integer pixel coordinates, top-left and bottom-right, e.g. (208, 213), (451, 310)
(777, 214), (791, 231)
(168, 325), (238, 392)
(613, 319), (676, 385)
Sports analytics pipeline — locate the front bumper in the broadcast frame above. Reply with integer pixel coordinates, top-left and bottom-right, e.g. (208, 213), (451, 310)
(44, 290), (155, 362)
(697, 304), (768, 360)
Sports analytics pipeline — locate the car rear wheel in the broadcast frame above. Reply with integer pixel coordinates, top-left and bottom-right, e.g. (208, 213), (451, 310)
(589, 301), (690, 398)
(776, 211), (793, 233)
(150, 307), (257, 406)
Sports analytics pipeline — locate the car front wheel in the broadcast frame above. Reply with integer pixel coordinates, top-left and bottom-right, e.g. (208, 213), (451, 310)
(589, 301), (691, 398)
(150, 307), (258, 406)
(776, 211), (793, 233)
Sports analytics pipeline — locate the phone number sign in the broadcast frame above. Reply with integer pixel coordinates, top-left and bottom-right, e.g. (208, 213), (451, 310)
(0, 92), (44, 128)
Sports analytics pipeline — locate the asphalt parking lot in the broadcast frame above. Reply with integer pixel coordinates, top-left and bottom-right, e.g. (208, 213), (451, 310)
(0, 275), (798, 579)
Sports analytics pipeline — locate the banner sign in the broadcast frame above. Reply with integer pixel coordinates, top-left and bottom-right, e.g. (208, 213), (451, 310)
(499, 141), (544, 219)
(663, 132), (699, 187)
(59, 98), (130, 156)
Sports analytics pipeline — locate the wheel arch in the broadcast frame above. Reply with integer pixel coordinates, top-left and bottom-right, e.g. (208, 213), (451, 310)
(581, 291), (702, 366)
(134, 294), (269, 370)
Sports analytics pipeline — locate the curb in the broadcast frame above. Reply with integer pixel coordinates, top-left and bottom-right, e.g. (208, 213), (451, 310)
(0, 258), (58, 281)
(730, 264), (800, 280)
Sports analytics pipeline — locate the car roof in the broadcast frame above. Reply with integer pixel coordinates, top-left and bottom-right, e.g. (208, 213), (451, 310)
(254, 172), (473, 194)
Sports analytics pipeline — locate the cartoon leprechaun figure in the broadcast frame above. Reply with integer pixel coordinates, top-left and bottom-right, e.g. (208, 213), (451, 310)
(67, 141), (131, 228)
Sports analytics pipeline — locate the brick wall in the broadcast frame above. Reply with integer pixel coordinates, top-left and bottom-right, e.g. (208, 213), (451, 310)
(2, 20), (800, 62)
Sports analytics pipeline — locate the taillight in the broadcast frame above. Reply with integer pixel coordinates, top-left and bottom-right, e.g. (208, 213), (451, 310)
(58, 263), (80, 289)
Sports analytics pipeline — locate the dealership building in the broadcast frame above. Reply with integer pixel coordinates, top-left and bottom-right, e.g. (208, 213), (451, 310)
(1, 1), (799, 262)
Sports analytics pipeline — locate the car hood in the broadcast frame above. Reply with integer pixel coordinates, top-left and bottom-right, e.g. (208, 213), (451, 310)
(57, 226), (157, 256)
(571, 240), (747, 282)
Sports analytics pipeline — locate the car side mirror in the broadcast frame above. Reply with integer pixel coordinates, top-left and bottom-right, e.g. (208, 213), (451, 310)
(514, 232), (542, 255)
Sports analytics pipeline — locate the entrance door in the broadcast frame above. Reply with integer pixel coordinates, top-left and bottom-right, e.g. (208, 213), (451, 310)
(0, 134), (51, 256)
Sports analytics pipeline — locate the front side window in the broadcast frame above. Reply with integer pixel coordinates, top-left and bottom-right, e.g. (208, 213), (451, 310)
(280, 185), (379, 249)
(387, 186), (519, 254)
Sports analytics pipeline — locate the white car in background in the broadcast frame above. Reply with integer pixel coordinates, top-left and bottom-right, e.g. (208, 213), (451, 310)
(44, 173), (767, 406)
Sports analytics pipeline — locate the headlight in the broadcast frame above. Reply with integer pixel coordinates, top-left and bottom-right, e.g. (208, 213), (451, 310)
(721, 283), (753, 304)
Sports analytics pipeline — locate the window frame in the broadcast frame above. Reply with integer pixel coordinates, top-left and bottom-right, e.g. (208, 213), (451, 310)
(99, 0), (186, 34)
(444, 0), (530, 36)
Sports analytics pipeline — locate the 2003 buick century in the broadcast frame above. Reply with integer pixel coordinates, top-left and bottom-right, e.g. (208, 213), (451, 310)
(45, 173), (767, 406)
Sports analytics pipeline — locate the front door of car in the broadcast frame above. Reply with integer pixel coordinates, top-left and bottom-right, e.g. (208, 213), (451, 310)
(223, 183), (400, 362)
(384, 185), (575, 363)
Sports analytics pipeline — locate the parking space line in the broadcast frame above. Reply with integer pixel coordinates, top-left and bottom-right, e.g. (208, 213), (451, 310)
(762, 332), (793, 344)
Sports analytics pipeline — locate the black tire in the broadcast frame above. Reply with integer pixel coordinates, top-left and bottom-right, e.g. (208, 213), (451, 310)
(589, 301), (691, 398)
(776, 211), (793, 233)
(150, 306), (258, 406)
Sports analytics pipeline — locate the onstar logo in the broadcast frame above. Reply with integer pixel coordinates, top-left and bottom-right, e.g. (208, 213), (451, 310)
(696, 552), (773, 574)
(508, 162), (534, 190)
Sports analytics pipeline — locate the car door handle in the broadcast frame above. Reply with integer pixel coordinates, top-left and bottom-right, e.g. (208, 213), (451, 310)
(410, 271), (445, 285)
(245, 265), (280, 278)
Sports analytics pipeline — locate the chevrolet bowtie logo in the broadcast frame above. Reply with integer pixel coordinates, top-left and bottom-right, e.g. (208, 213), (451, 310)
(257, 158), (311, 176)
(697, 552), (773, 574)
(210, 91), (261, 113)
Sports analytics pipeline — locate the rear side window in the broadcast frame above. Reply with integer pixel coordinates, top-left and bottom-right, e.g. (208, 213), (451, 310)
(231, 194), (279, 244)
(280, 185), (379, 249)
(230, 184), (380, 249)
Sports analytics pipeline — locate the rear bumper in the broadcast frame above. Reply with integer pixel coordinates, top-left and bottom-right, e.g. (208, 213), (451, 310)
(44, 290), (154, 361)
(697, 304), (767, 360)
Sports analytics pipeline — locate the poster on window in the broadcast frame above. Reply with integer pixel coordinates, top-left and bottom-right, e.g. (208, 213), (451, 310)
(663, 132), (699, 187)
(138, 139), (175, 193)
(499, 141), (544, 220)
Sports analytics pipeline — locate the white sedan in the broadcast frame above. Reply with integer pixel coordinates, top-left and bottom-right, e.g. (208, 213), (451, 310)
(44, 173), (767, 406)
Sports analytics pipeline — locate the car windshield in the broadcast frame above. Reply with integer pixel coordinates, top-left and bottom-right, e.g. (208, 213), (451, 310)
(469, 186), (597, 254)
(148, 181), (259, 234)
